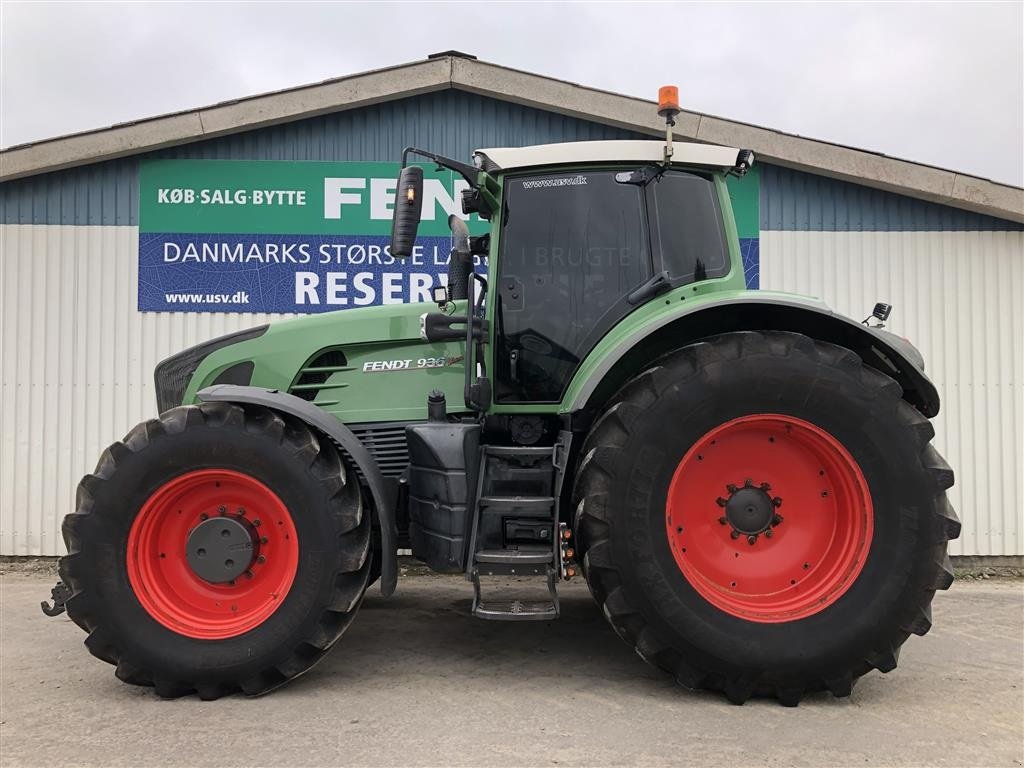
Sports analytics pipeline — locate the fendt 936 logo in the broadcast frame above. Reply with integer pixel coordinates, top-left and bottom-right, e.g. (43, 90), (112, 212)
(361, 356), (463, 373)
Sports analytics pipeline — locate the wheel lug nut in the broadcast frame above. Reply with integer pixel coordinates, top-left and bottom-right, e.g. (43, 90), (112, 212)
(730, 530), (741, 540)
(199, 513), (209, 521)
(726, 484), (738, 494)
(760, 482), (771, 492)
(718, 516), (728, 526)
(747, 535), (757, 545)
(257, 555), (266, 564)
(244, 570), (254, 579)
(744, 478), (753, 488)
(772, 497), (783, 507)
(238, 507), (246, 515)
(260, 536), (268, 545)
(218, 506), (226, 514)
(772, 514), (784, 526)
(764, 529), (773, 538)
(716, 497), (727, 507)
(252, 519), (261, 527)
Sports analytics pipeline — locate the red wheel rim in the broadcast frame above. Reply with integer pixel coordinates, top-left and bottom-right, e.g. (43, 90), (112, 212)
(127, 469), (299, 640)
(665, 414), (873, 623)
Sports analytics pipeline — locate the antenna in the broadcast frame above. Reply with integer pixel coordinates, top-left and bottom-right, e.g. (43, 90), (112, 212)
(658, 86), (681, 163)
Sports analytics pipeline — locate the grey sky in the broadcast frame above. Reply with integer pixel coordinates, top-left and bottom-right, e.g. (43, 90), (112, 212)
(2, 1), (1022, 186)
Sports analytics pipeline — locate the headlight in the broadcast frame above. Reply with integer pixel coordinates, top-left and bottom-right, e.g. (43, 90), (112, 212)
(154, 325), (267, 413)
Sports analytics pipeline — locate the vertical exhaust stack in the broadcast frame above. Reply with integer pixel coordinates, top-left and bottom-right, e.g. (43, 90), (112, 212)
(658, 85), (681, 163)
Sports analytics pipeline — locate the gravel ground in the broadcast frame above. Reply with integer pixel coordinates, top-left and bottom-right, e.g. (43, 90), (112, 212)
(1, 571), (1021, 768)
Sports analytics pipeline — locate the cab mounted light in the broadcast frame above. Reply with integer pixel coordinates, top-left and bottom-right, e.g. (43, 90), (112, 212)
(734, 149), (756, 176)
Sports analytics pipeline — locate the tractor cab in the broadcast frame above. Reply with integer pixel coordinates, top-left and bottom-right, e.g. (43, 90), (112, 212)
(392, 137), (755, 412)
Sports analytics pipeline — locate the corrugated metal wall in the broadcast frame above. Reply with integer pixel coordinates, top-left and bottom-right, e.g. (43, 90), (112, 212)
(1, 90), (646, 226)
(760, 230), (1024, 556)
(0, 224), (287, 554)
(2, 89), (1021, 556)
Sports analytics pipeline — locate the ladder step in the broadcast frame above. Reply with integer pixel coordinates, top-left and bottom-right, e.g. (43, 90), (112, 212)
(470, 567), (561, 622)
(485, 446), (553, 457)
(473, 600), (558, 621)
(475, 549), (553, 565)
(478, 495), (554, 508)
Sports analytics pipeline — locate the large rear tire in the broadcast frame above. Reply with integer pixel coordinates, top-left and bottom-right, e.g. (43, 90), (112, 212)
(572, 331), (959, 706)
(60, 401), (371, 699)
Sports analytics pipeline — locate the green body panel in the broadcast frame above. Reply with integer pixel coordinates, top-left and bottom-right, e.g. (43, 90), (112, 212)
(183, 301), (469, 423)
(177, 161), (793, 423)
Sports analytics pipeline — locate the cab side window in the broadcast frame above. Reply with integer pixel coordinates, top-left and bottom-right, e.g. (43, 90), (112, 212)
(648, 171), (729, 282)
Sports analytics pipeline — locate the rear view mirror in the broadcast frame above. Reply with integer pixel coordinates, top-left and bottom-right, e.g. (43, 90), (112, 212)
(390, 165), (424, 259)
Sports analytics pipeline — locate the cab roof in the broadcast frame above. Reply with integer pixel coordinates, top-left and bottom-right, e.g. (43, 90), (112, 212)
(474, 140), (744, 173)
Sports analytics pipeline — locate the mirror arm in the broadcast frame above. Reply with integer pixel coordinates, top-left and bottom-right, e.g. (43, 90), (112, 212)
(402, 146), (481, 188)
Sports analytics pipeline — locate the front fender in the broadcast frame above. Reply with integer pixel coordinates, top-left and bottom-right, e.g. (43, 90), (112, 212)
(567, 291), (940, 418)
(197, 384), (397, 596)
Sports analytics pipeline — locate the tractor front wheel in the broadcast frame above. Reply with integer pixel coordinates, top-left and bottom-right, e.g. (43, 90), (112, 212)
(60, 401), (371, 699)
(573, 331), (959, 705)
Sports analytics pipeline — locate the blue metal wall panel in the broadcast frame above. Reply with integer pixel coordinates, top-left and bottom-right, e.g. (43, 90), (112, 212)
(0, 90), (644, 226)
(3, 89), (1021, 231)
(761, 164), (1023, 232)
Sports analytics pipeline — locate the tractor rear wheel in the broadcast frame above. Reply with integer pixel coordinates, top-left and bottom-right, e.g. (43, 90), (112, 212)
(60, 401), (371, 699)
(572, 331), (959, 705)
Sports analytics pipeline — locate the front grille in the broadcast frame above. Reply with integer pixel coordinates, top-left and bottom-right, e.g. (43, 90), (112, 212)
(346, 422), (414, 479)
(288, 348), (351, 403)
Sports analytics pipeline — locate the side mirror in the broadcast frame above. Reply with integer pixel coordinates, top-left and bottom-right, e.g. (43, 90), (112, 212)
(390, 165), (424, 259)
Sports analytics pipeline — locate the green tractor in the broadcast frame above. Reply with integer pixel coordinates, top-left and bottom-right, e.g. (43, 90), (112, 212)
(52, 93), (959, 706)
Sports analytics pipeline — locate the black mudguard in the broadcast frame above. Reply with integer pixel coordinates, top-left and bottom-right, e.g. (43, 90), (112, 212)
(197, 384), (397, 596)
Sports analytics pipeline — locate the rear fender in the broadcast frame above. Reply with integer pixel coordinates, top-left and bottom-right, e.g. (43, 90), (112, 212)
(197, 384), (397, 596)
(570, 295), (940, 418)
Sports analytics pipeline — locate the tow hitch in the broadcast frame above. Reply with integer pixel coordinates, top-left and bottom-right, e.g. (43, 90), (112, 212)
(40, 580), (71, 617)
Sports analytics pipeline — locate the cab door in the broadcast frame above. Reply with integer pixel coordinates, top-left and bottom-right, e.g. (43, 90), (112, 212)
(491, 169), (652, 403)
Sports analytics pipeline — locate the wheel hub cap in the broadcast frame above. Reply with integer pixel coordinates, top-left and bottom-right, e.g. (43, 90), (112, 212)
(185, 516), (256, 583)
(724, 485), (775, 535)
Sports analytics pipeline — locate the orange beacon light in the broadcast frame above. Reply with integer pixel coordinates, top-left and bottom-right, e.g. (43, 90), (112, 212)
(658, 85), (680, 119)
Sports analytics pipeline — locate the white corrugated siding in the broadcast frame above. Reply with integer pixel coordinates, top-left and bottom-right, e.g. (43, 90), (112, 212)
(0, 224), (293, 555)
(2, 225), (1021, 556)
(761, 230), (1024, 556)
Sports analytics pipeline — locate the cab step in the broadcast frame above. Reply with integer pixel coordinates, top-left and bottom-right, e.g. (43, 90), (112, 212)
(470, 567), (560, 621)
(475, 550), (553, 565)
(477, 495), (555, 508)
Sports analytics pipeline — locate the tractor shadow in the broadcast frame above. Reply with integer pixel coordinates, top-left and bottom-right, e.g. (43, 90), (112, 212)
(289, 575), (841, 708)
(302, 576), (664, 687)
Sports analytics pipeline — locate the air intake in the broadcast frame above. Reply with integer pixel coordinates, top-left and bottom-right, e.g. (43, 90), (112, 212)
(288, 348), (351, 403)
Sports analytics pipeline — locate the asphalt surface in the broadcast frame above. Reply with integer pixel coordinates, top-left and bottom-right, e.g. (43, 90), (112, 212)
(1, 571), (1021, 768)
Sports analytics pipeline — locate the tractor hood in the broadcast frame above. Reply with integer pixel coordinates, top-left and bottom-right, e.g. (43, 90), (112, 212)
(163, 301), (469, 423)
